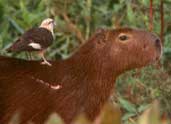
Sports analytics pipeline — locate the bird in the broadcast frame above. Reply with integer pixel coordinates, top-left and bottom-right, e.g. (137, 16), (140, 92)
(7, 18), (56, 66)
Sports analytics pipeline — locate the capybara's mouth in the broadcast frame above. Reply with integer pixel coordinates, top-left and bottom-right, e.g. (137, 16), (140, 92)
(151, 47), (163, 65)
(156, 44), (163, 61)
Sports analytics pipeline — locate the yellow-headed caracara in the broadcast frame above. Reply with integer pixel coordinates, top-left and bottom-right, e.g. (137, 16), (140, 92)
(7, 18), (55, 66)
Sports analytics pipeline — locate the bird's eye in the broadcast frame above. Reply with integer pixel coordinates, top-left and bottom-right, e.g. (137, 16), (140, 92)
(119, 35), (128, 41)
(48, 21), (52, 24)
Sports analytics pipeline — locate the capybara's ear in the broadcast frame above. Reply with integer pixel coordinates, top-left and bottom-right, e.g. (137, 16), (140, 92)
(94, 28), (107, 47)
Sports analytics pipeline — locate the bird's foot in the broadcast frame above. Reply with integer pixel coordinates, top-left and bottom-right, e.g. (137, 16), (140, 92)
(41, 61), (52, 66)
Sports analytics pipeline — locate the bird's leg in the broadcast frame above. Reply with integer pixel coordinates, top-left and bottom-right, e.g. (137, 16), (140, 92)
(38, 51), (52, 66)
(25, 52), (33, 60)
(28, 52), (33, 60)
(41, 55), (52, 66)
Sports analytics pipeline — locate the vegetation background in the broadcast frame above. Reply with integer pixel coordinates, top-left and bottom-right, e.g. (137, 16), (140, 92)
(0, 0), (171, 123)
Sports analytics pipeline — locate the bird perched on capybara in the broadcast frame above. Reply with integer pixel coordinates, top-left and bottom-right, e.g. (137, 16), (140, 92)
(0, 28), (162, 124)
(7, 18), (55, 66)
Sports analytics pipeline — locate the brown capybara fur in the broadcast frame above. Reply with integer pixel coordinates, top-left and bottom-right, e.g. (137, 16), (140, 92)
(0, 28), (162, 124)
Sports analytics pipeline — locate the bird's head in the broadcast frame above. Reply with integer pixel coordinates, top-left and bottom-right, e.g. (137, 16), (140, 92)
(40, 18), (56, 34)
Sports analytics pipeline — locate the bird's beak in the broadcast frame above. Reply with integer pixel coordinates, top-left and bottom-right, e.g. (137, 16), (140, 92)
(53, 21), (56, 27)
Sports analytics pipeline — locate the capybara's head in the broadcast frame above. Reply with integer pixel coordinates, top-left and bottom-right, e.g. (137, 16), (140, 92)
(77, 28), (162, 74)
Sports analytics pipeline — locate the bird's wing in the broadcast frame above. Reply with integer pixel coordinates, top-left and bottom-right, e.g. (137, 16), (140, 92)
(7, 28), (53, 52)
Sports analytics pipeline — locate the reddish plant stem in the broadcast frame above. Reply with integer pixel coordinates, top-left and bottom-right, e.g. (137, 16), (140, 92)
(149, 0), (153, 31)
(160, 0), (164, 44)
(62, 13), (85, 43)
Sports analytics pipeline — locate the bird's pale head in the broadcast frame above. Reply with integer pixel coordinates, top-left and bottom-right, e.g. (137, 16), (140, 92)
(40, 18), (56, 34)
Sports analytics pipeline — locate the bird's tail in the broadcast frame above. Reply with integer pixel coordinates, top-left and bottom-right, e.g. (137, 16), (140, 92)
(6, 39), (21, 52)
(6, 47), (13, 52)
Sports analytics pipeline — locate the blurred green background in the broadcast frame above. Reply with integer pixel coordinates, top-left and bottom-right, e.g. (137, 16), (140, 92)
(0, 0), (171, 123)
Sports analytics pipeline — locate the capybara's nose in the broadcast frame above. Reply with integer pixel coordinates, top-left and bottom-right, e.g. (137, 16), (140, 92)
(154, 38), (161, 52)
(155, 38), (161, 47)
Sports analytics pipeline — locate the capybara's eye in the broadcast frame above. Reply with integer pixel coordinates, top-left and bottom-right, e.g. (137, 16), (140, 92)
(119, 35), (128, 41)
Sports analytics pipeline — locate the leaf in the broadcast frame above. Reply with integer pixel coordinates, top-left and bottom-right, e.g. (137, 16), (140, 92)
(97, 103), (122, 124)
(138, 100), (161, 124)
(141, 0), (149, 6)
(127, 4), (135, 22)
(122, 112), (136, 121)
(72, 113), (91, 124)
(138, 104), (150, 113)
(45, 113), (64, 124)
(118, 97), (137, 113)
(9, 111), (21, 124)
(7, 17), (24, 34)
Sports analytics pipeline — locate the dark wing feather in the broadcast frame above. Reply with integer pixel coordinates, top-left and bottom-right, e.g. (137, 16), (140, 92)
(7, 28), (53, 52)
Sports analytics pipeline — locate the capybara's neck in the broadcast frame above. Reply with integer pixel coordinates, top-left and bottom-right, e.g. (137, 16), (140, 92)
(58, 49), (117, 120)
(65, 44), (117, 85)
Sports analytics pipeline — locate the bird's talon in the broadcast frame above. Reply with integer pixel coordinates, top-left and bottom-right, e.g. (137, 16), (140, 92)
(41, 61), (52, 66)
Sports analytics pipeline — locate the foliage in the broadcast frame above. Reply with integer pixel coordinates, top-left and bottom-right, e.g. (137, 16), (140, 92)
(0, 0), (171, 124)
(44, 101), (171, 124)
(10, 101), (170, 124)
